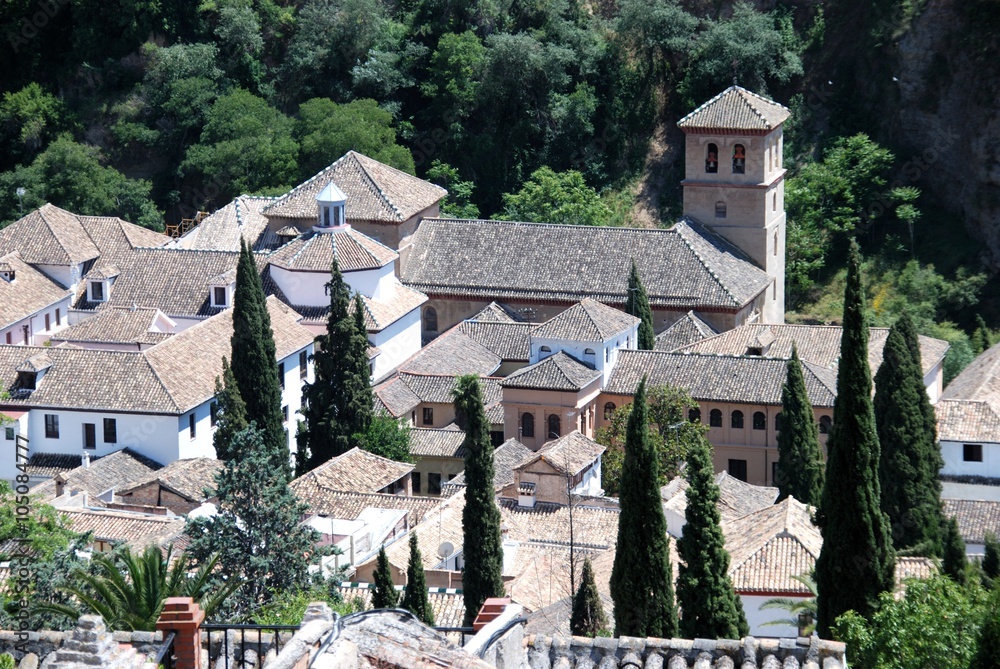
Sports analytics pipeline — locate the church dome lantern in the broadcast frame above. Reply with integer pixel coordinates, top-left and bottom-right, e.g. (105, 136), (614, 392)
(315, 181), (348, 232)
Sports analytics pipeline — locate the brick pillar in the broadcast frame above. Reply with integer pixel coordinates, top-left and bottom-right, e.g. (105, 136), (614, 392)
(156, 597), (205, 669)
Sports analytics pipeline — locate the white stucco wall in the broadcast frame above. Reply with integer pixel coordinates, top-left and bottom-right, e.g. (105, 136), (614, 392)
(0, 296), (72, 346)
(940, 440), (1000, 478)
(32, 263), (81, 291)
(530, 323), (639, 387)
(270, 265), (393, 309)
(371, 309), (421, 380)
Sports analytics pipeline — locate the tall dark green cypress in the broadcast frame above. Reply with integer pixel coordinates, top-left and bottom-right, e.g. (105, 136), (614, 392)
(571, 557), (608, 636)
(984, 532), (1000, 581)
(455, 375), (504, 625)
(610, 377), (678, 638)
(230, 239), (288, 476)
(298, 258), (373, 473)
(401, 533), (434, 625)
(676, 437), (749, 639)
(212, 357), (248, 462)
(775, 345), (825, 507)
(941, 516), (967, 584)
(815, 240), (895, 638)
(874, 314), (944, 555)
(372, 545), (399, 608)
(626, 260), (655, 350)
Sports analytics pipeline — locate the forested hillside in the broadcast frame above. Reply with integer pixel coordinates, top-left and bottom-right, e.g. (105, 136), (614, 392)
(1, 0), (996, 377)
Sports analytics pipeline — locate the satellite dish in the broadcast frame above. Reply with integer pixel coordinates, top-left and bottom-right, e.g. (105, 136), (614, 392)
(438, 541), (454, 559)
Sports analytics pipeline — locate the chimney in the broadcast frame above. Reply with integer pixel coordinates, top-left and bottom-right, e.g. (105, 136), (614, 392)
(517, 482), (536, 509)
(82, 452), (90, 468)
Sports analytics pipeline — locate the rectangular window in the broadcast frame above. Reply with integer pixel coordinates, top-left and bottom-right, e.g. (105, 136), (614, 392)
(83, 423), (96, 450)
(4, 427), (14, 441)
(728, 459), (748, 482)
(44, 313), (50, 331)
(91, 282), (104, 301)
(422, 407), (433, 426)
(4, 332), (10, 344)
(44, 414), (59, 439)
(55, 308), (61, 326)
(412, 472), (422, 494)
(299, 351), (308, 380)
(964, 444), (984, 462)
(428, 473), (442, 496)
(189, 413), (196, 439)
(282, 405), (289, 423)
(210, 402), (218, 427)
(213, 286), (227, 306)
(278, 363), (285, 389)
(491, 431), (504, 447)
(103, 418), (117, 444)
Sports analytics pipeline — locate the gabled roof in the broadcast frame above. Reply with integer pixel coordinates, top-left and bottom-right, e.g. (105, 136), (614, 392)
(444, 438), (534, 492)
(276, 279), (426, 334)
(266, 228), (398, 272)
(500, 351), (600, 392)
(457, 320), (533, 361)
(291, 447), (413, 500)
(401, 218), (770, 310)
(0, 252), (69, 330)
(375, 372), (504, 417)
(409, 428), (467, 459)
(468, 301), (524, 323)
(29, 449), (163, 505)
(678, 85), (791, 132)
(531, 298), (638, 342)
(520, 431), (605, 476)
(654, 311), (718, 351)
(51, 306), (174, 347)
(263, 151), (446, 223)
(936, 398), (1000, 443)
(58, 508), (185, 550)
(25, 453), (83, 478)
(17, 352), (52, 372)
(944, 498), (1000, 545)
(118, 458), (223, 502)
(0, 204), (100, 265)
(606, 350), (838, 406)
(662, 471), (779, 523)
(175, 196), (282, 252)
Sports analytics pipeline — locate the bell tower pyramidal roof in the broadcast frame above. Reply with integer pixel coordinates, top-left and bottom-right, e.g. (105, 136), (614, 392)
(678, 85), (790, 133)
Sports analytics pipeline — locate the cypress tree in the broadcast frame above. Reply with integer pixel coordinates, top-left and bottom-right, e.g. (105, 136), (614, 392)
(299, 259), (374, 473)
(401, 533), (434, 625)
(372, 545), (399, 609)
(610, 377), (678, 638)
(972, 587), (1000, 669)
(230, 239), (288, 476)
(941, 516), (967, 584)
(973, 314), (993, 355)
(571, 557), (608, 637)
(455, 375), (505, 625)
(874, 314), (944, 555)
(212, 357), (248, 462)
(626, 260), (655, 350)
(983, 532), (1000, 581)
(775, 345), (825, 507)
(815, 240), (895, 638)
(676, 437), (749, 639)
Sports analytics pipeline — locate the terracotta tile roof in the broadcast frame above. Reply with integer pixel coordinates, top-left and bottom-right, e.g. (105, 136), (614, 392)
(286, 282), (427, 334)
(677, 85), (791, 132)
(334, 584), (466, 629)
(675, 323), (950, 377)
(373, 376), (423, 416)
(383, 490), (466, 571)
(943, 498), (1000, 544)
(401, 218), (771, 310)
(457, 321), (533, 361)
(30, 449), (163, 505)
(500, 352), (600, 392)
(118, 458), (223, 501)
(500, 498), (620, 550)
(393, 324), (502, 376)
(24, 453), (83, 478)
(374, 373), (502, 417)
(297, 489), (440, 522)
(519, 431), (605, 476)
(524, 592), (616, 636)
(85, 264), (120, 280)
(531, 299), (639, 342)
(409, 428), (467, 458)
(16, 351), (51, 372)
(58, 508), (185, 550)
(654, 311), (718, 351)
(468, 302), (524, 323)
(662, 471), (779, 522)
(291, 447), (413, 496)
(0, 204), (100, 264)
(267, 228), (398, 272)
(263, 151), (446, 223)
(896, 556), (936, 582)
(943, 341), (1000, 403)
(605, 350), (838, 407)
(0, 252), (70, 329)
(936, 398), (1000, 443)
(50, 306), (174, 347)
(175, 196), (281, 252)
(444, 438), (534, 492)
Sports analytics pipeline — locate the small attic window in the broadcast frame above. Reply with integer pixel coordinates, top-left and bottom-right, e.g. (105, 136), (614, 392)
(0, 269), (14, 283)
(17, 371), (36, 391)
(90, 281), (105, 302)
(213, 286), (229, 307)
(715, 201), (727, 218)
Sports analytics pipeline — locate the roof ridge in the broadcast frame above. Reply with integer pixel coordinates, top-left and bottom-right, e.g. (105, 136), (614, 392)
(265, 155), (349, 211)
(422, 217), (681, 235)
(673, 219), (742, 306)
(350, 152), (404, 221)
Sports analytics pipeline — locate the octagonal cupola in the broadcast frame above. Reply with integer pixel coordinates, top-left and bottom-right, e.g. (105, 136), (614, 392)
(315, 181), (348, 232)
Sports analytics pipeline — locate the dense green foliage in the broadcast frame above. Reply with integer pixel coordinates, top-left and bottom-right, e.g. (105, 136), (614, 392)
(372, 546), (399, 609)
(760, 574), (817, 635)
(815, 241), (895, 638)
(874, 315), (944, 555)
(973, 587), (1000, 669)
(834, 576), (989, 669)
(356, 414), (413, 463)
(500, 167), (612, 226)
(942, 516), (968, 584)
(299, 261), (373, 473)
(626, 260), (655, 350)
(185, 426), (321, 619)
(230, 240), (288, 474)
(454, 375), (505, 625)
(676, 437), (749, 639)
(571, 557), (608, 636)
(597, 384), (704, 495)
(212, 357), (249, 462)
(775, 346), (824, 507)
(610, 378), (678, 638)
(401, 533), (434, 625)
(984, 532), (1000, 582)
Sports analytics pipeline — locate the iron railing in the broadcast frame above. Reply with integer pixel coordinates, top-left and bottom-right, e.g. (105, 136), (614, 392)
(152, 631), (176, 669)
(200, 623), (301, 668)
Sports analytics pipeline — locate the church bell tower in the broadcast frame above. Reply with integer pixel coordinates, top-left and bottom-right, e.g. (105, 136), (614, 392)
(678, 86), (790, 324)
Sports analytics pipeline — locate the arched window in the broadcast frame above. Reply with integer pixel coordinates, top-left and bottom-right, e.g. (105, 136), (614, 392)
(733, 144), (746, 174)
(584, 348), (596, 363)
(539, 345), (552, 359)
(731, 410), (744, 429)
(706, 143), (719, 173)
(521, 413), (534, 438)
(773, 192), (778, 212)
(775, 412), (783, 432)
(715, 201), (727, 218)
(547, 414), (561, 439)
(604, 402), (616, 420)
(689, 408), (701, 423)
(819, 415), (832, 434)
(423, 306), (438, 332)
(753, 411), (766, 430)
(774, 230), (778, 255)
(710, 409), (723, 427)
